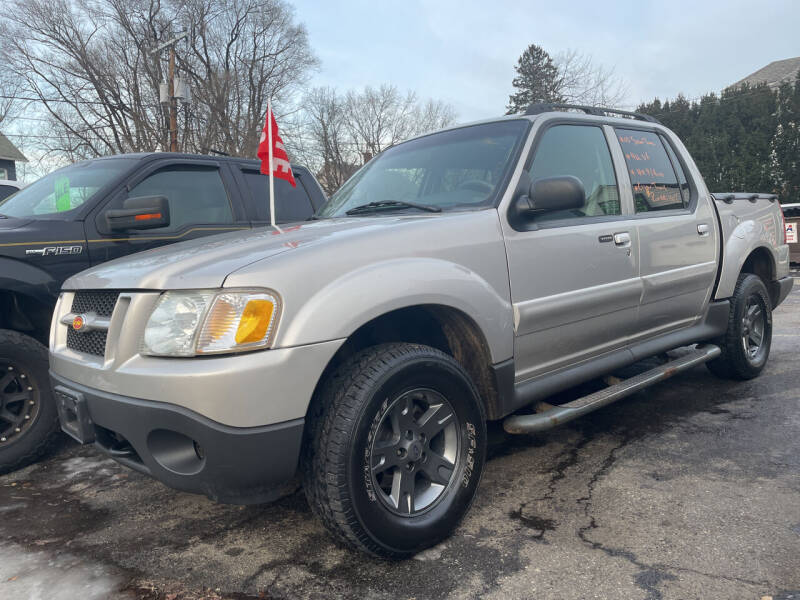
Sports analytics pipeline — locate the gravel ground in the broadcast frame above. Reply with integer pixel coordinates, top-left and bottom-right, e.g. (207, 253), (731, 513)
(1, 285), (798, 600)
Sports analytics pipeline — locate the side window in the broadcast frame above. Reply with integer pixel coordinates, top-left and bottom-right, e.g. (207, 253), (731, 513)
(662, 136), (690, 204)
(616, 129), (686, 213)
(127, 166), (232, 231)
(529, 125), (620, 220)
(241, 169), (313, 223)
(0, 185), (18, 201)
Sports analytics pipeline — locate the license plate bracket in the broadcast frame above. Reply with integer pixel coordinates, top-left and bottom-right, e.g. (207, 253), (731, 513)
(54, 386), (96, 444)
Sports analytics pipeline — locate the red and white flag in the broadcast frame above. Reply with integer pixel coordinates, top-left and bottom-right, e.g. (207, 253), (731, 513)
(257, 105), (296, 187)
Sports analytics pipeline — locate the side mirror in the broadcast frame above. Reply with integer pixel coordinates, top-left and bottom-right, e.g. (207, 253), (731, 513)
(104, 195), (170, 231)
(511, 175), (586, 220)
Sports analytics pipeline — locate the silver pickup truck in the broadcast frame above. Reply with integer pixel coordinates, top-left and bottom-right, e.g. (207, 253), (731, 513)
(49, 104), (793, 559)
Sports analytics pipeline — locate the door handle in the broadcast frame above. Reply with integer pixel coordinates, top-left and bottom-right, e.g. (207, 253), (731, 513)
(613, 232), (631, 247)
(697, 223), (710, 236)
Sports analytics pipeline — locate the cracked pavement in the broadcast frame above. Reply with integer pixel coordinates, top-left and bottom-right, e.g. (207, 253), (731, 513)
(1, 285), (799, 600)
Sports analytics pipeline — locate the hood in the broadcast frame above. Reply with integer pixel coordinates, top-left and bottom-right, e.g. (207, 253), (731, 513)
(64, 216), (442, 290)
(0, 216), (34, 231)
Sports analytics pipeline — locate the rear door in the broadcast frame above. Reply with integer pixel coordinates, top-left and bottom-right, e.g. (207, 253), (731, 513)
(85, 159), (249, 265)
(503, 120), (641, 381)
(614, 128), (718, 339)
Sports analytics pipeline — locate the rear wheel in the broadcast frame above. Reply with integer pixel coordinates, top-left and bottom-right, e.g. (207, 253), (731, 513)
(302, 343), (486, 559)
(706, 274), (773, 380)
(0, 330), (61, 474)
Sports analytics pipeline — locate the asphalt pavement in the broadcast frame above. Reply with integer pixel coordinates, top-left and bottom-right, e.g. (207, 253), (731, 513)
(1, 285), (799, 600)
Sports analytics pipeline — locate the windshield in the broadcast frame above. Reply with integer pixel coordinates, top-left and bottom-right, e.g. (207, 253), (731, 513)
(0, 158), (136, 219)
(317, 120), (529, 217)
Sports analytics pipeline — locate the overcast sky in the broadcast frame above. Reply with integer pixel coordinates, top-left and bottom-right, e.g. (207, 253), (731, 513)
(292, 0), (800, 123)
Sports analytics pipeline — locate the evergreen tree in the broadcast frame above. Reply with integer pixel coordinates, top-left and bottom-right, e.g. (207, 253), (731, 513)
(773, 76), (800, 202)
(506, 44), (562, 114)
(638, 84), (787, 197)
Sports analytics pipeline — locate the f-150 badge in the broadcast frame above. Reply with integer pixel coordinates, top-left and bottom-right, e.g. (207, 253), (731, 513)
(25, 246), (83, 256)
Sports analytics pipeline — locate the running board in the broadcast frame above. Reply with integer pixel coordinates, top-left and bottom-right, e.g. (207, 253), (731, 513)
(503, 345), (721, 434)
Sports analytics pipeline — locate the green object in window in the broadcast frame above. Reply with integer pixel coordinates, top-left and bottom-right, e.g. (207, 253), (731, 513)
(55, 176), (71, 212)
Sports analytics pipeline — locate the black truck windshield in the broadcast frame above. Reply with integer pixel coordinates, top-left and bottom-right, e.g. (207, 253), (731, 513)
(0, 158), (135, 219)
(316, 120), (529, 218)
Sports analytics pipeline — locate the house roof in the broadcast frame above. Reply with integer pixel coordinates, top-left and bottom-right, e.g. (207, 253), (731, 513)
(731, 57), (800, 91)
(0, 132), (27, 163)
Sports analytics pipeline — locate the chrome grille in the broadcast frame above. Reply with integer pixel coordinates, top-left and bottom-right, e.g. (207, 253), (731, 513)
(66, 291), (120, 357)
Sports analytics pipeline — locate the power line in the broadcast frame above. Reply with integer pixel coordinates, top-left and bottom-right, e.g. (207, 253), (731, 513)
(0, 93), (121, 107)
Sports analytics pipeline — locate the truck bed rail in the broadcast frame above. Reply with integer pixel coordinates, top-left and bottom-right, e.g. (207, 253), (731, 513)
(713, 192), (778, 204)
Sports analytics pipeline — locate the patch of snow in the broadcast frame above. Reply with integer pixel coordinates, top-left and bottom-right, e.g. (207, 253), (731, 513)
(0, 542), (130, 600)
(60, 456), (117, 480)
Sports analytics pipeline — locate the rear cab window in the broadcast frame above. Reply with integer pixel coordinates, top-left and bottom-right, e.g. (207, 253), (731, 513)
(616, 129), (688, 213)
(239, 168), (314, 223)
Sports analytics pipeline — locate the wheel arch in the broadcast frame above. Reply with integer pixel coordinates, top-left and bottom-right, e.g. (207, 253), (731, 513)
(715, 241), (778, 303)
(307, 303), (509, 424)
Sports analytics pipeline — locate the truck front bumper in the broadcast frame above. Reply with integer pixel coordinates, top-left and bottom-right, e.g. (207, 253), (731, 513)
(51, 372), (303, 504)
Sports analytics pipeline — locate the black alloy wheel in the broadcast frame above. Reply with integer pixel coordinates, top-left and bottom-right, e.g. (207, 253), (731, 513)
(0, 362), (41, 446)
(0, 330), (61, 474)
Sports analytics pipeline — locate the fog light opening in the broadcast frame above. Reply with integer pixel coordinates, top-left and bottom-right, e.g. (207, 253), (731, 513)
(147, 429), (206, 475)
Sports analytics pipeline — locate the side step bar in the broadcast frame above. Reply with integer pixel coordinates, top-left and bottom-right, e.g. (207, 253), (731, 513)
(503, 344), (721, 434)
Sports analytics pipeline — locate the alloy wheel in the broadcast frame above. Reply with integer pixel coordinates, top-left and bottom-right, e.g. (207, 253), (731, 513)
(368, 388), (460, 516)
(0, 362), (40, 446)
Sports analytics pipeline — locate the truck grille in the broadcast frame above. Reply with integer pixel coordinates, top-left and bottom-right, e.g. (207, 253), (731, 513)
(66, 329), (109, 357)
(66, 291), (120, 357)
(70, 291), (120, 318)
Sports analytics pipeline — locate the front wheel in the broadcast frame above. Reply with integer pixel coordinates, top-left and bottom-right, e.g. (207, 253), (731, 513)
(302, 343), (487, 559)
(706, 273), (773, 380)
(0, 330), (61, 474)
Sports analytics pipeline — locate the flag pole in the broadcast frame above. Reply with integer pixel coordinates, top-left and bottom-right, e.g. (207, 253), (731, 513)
(267, 99), (278, 232)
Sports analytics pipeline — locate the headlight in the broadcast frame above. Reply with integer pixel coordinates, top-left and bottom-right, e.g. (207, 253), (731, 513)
(141, 289), (281, 357)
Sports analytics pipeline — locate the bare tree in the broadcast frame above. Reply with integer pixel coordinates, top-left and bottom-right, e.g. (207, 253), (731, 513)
(553, 50), (628, 108)
(346, 85), (455, 160)
(291, 87), (356, 193)
(290, 85), (457, 195)
(0, 0), (317, 160)
(0, 25), (24, 126)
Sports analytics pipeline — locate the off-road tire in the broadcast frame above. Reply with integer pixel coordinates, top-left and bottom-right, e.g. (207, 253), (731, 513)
(706, 274), (773, 380)
(301, 343), (487, 559)
(0, 330), (61, 475)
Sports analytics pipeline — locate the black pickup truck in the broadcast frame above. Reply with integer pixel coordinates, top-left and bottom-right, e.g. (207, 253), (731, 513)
(0, 152), (325, 473)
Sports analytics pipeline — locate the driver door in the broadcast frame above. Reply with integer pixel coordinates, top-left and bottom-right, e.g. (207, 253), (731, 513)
(504, 122), (641, 381)
(85, 160), (249, 265)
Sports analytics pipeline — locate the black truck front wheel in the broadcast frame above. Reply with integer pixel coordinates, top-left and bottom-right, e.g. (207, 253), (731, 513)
(303, 343), (487, 559)
(706, 273), (773, 380)
(0, 330), (61, 474)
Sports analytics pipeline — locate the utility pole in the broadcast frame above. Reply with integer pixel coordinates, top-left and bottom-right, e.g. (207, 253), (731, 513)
(168, 45), (178, 152)
(151, 31), (188, 153)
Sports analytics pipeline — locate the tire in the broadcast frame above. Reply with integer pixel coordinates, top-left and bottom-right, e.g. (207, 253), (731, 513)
(706, 274), (773, 380)
(302, 343), (487, 559)
(0, 330), (61, 474)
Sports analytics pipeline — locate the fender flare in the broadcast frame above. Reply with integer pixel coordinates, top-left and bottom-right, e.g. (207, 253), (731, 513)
(714, 218), (779, 300)
(0, 257), (60, 306)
